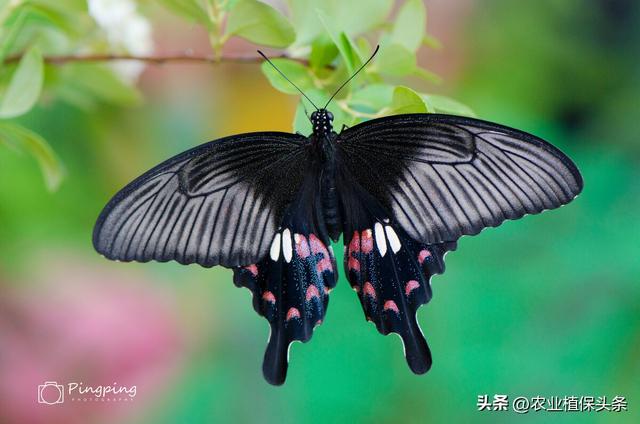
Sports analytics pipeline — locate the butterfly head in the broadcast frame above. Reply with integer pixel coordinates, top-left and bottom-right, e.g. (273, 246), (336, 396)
(310, 109), (334, 135)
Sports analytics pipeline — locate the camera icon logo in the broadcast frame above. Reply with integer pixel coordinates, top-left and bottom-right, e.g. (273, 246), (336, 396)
(37, 381), (65, 405)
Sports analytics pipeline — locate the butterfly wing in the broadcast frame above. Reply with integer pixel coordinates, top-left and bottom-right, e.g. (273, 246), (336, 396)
(93, 132), (309, 268)
(233, 172), (337, 385)
(339, 177), (456, 373)
(337, 114), (583, 245)
(336, 113), (583, 373)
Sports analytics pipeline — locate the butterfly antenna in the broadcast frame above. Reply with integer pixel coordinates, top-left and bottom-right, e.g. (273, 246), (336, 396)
(324, 45), (380, 109)
(258, 50), (319, 110)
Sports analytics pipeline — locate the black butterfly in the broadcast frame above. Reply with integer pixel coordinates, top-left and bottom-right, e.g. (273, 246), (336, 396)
(93, 46), (583, 385)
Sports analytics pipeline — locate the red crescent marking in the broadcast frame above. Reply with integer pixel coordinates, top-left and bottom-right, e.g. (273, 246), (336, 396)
(309, 234), (329, 257)
(348, 231), (360, 256)
(383, 300), (399, 314)
(347, 256), (360, 272)
(262, 291), (276, 304)
(316, 257), (333, 275)
(361, 229), (374, 254)
(418, 249), (432, 264)
(294, 233), (310, 258)
(244, 264), (258, 277)
(363, 282), (376, 299)
(306, 285), (320, 301)
(286, 307), (300, 321)
(405, 280), (420, 296)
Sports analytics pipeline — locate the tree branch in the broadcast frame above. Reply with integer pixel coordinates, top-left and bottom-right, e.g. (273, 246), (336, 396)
(2, 52), (314, 66)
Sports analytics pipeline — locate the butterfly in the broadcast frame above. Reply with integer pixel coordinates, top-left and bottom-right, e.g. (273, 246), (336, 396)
(93, 46), (583, 385)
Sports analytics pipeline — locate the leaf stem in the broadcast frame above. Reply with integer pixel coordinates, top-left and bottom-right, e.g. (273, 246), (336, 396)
(2, 52), (317, 66)
(206, 0), (226, 60)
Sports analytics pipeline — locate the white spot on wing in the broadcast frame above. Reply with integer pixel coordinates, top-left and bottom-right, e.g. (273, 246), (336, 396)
(270, 232), (281, 261)
(385, 225), (401, 253)
(374, 222), (387, 257)
(282, 228), (292, 263)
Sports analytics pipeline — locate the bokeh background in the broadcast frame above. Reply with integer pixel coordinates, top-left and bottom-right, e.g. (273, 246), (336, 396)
(1, 0), (639, 423)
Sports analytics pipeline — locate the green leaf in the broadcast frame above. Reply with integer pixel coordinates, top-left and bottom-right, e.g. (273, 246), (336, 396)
(293, 101), (312, 134)
(390, 86), (428, 114)
(349, 83), (393, 112)
(309, 34), (338, 70)
(222, 0), (240, 11)
(317, 10), (362, 75)
(56, 64), (141, 107)
(414, 67), (442, 83)
(0, 7), (27, 64)
(0, 46), (43, 118)
(421, 94), (475, 116)
(225, 0), (295, 48)
(25, 2), (82, 36)
(288, 0), (392, 47)
(391, 0), (426, 52)
(260, 58), (314, 95)
(158, 0), (210, 26)
(0, 121), (64, 191)
(375, 43), (416, 77)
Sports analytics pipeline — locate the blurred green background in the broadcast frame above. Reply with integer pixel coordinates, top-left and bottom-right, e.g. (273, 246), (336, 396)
(0, 0), (638, 423)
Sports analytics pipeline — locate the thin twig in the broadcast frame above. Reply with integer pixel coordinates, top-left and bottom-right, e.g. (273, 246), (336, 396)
(2, 52), (316, 66)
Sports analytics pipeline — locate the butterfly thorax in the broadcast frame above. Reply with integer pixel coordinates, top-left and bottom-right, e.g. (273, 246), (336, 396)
(310, 109), (334, 138)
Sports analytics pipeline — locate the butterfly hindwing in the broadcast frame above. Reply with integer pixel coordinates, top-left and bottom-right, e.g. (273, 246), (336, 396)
(337, 114), (584, 245)
(340, 181), (456, 373)
(93, 132), (308, 267)
(232, 174), (337, 385)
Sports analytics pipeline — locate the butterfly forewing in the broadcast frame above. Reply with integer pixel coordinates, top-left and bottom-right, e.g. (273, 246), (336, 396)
(337, 114), (584, 245)
(93, 132), (309, 267)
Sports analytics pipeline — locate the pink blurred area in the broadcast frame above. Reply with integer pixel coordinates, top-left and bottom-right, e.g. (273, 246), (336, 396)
(0, 254), (184, 424)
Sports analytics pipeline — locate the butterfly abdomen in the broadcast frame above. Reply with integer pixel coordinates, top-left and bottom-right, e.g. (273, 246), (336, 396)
(320, 155), (342, 241)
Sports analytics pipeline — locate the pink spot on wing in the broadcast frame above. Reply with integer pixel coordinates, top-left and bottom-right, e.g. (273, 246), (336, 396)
(418, 249), (432, 264)
(244, 264), (258, 277)
(383, 300), (399, 314)
(262, 291), (276, 304)
(315, 320), (322, 326)
(405, 280), (420, 296)
(294, 233), (310, 258)
(309, 234), (329, 257)
(363, 282), (376, 299)
(306, 285), (320, 301)
(361, 229), (373, 254)
(347, 256), (360, 272)
(316, 257), (333, 275)
(286, 307), (300, 321)
(348, 231), (360, 256)
(324, 287), (330, 295)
